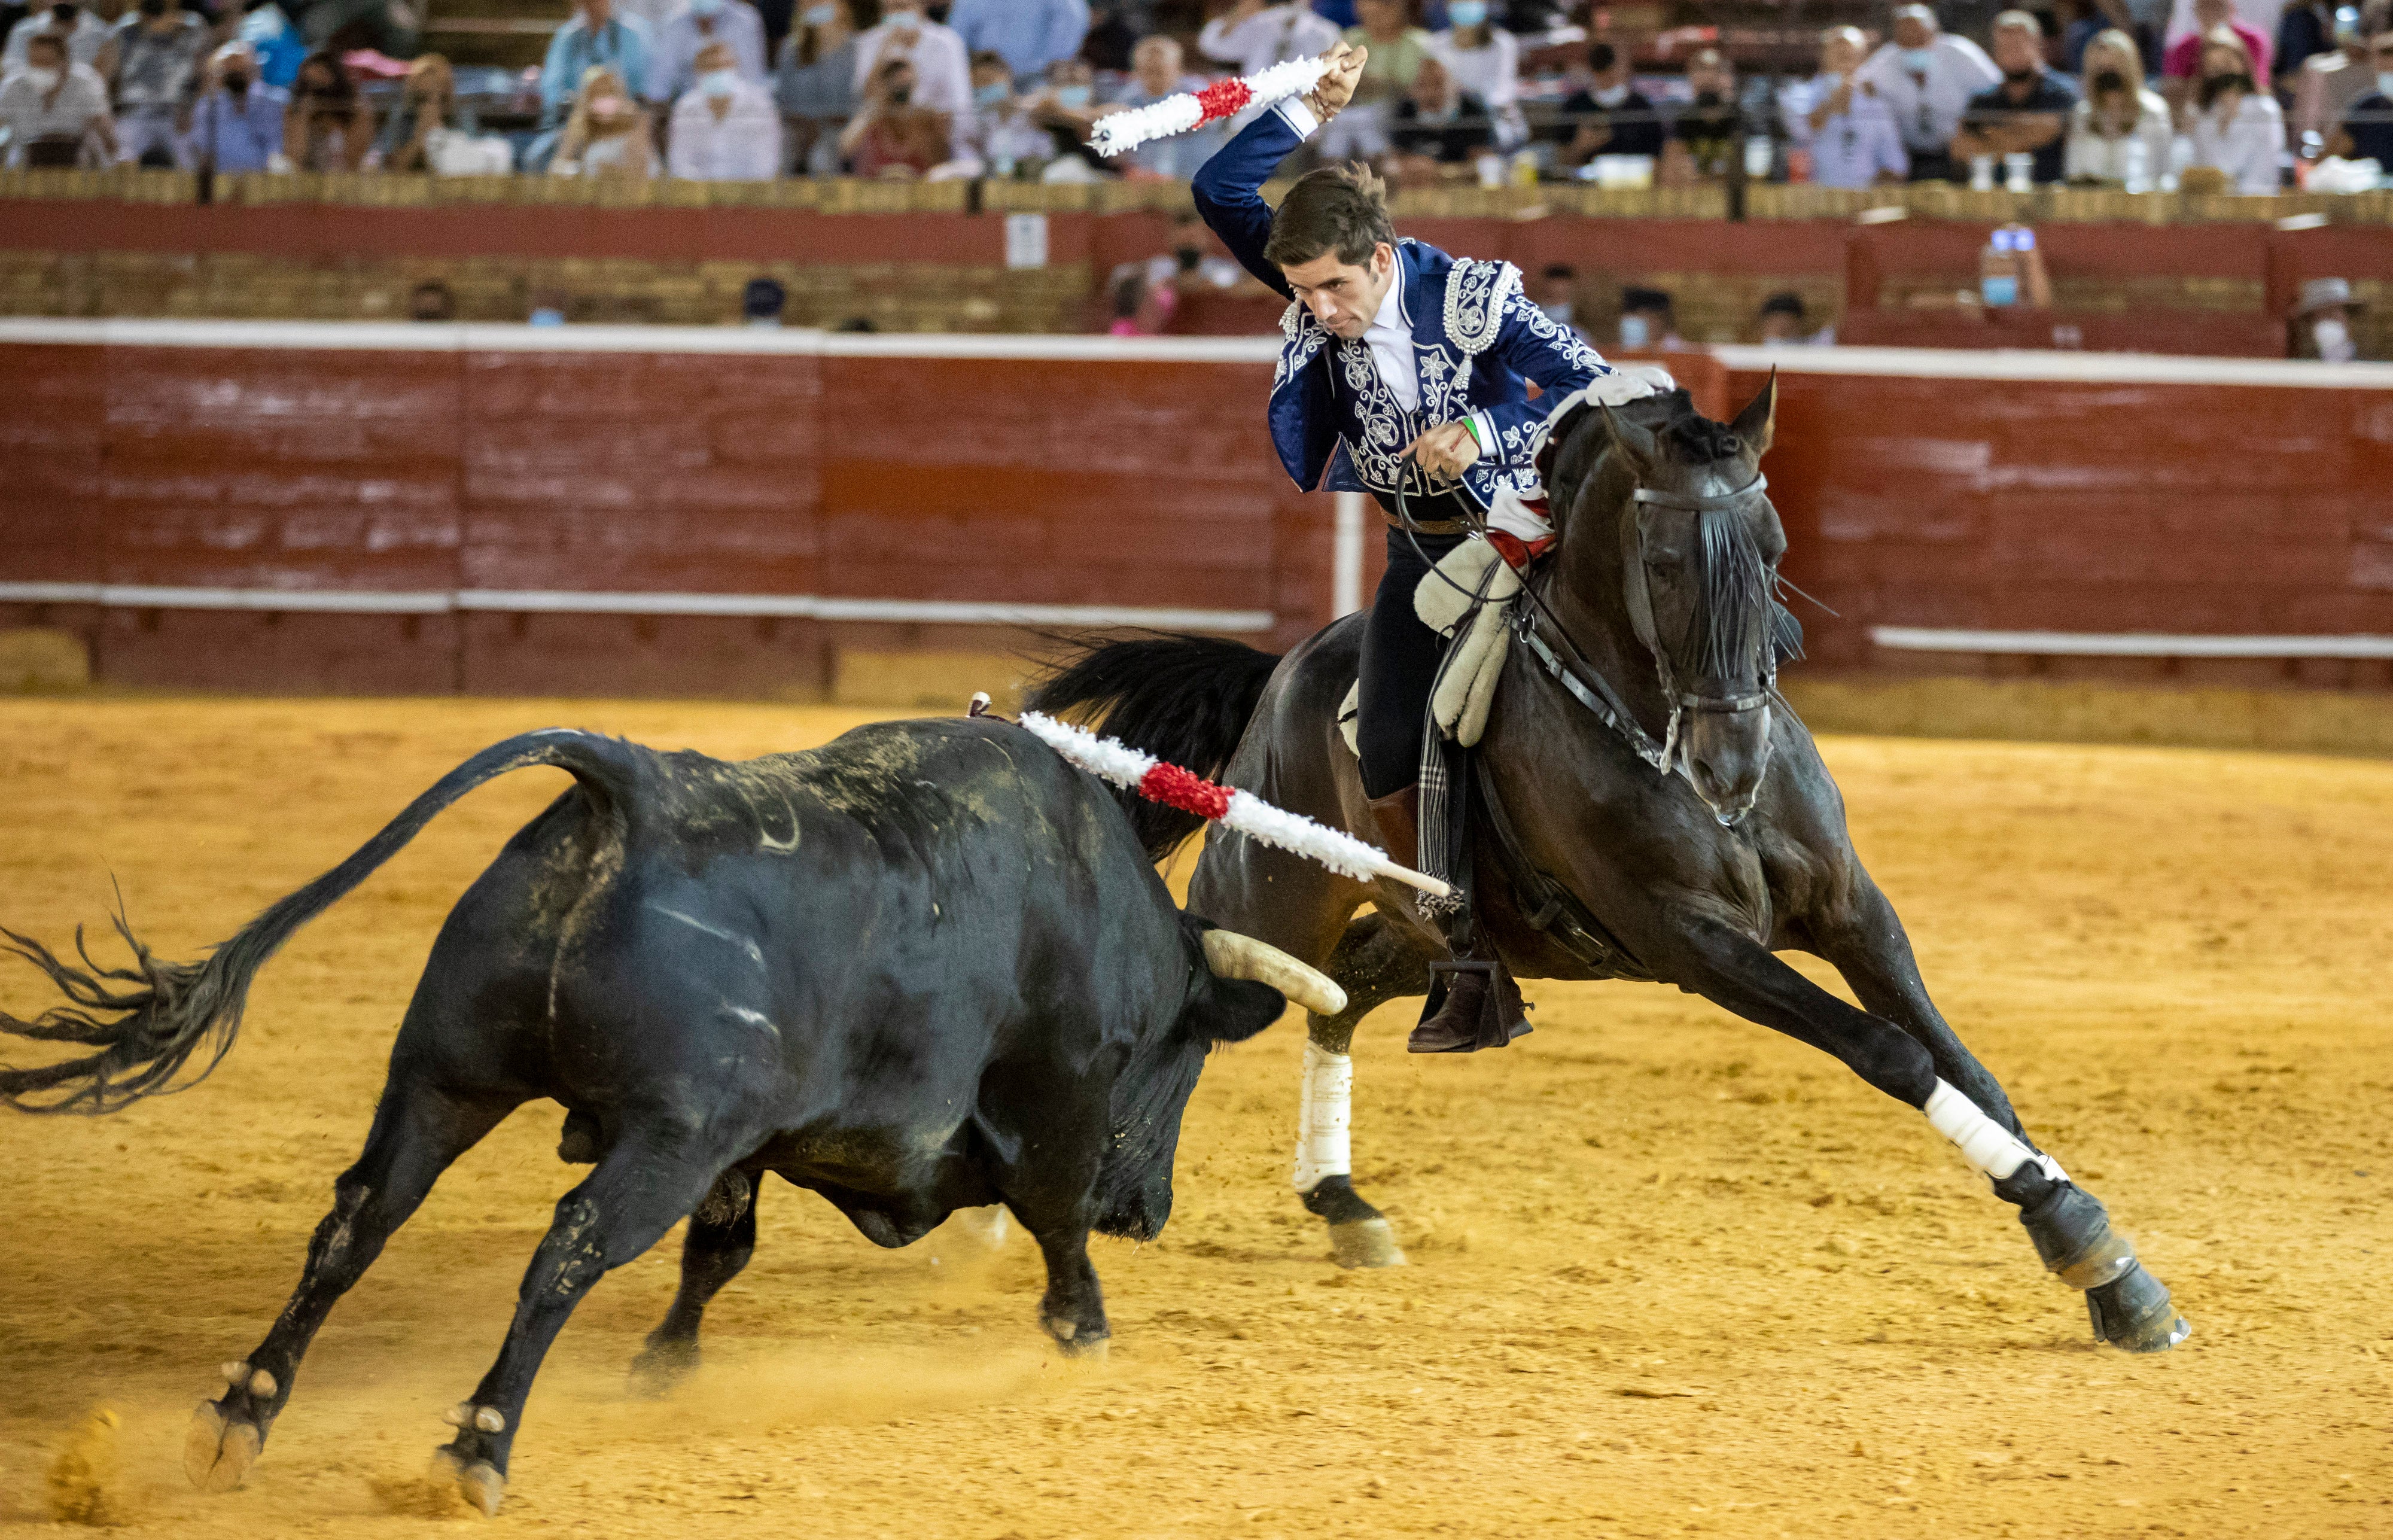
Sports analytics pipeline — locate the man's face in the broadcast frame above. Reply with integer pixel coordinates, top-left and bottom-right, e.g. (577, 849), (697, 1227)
(1820, 31), (1862, 75)
(1893, 15), (1932, 50)
(1280, 244), (1396, 340)
(1688, 51), (1731, 99)
(1412, 57), (1451, 109)
(695, 41), (733, 74)
(2193, 0), (2230, 26)
(1133, 38), (1179, 94)
(1356, 0), (1399, 35)
(1759, 311), (1800, 342)
(1992, 25), (2041, 76)
(585, 0), (611, 24)
(970, 58), (1009, 95)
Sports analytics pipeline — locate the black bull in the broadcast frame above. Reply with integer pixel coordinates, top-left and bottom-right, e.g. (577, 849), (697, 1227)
(0, 719), (1335, 1515)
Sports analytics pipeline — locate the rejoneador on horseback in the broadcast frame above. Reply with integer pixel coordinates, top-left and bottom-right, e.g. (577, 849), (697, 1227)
(1030, 45), (2189, 1355)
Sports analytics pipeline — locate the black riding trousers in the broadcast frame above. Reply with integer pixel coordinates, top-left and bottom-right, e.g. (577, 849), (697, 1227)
(1356, 522), (1466, 800)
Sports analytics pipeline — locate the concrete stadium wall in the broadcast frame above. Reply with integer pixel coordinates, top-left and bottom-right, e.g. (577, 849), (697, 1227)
(4, 319), (2392, 708)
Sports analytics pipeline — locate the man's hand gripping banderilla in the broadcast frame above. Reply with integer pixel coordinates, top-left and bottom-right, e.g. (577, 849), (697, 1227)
(1403, 419), (1483, 485)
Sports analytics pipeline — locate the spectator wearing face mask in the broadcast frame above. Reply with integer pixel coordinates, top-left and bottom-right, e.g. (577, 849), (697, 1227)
(553, 62), (657, 176)
(5, 2), (117, 77)
(1616, 286), (1685, 351)
(1784, 25), (1908, 187)
(1389, 52), (1493, 179)
(1, 29), (114, 165)
(2294, 5), (2385, 147)
(109, 0), (205, 168)
(1855, 4), (2001, 182)
(2065, 27), (2174, 184)
(1536, 263), (1587, 340)
(1098, 35), (1220, 178)
(540, 0), (651, 129)
(281, 46), (366, 170)
(946, 0), (1088, 86)
(1430, 0), (1524, 150)
(2289, 276), (2365, 360)
(650, 0), (766, 108)
(2179, 27), (2284, 190)
(1328, 0), (1434, 159)
(953, 48), (1055, 176)
(850, 0), (969, 118)
(668, 36), (778, 178)
(1554, 41), (1663, 166)
(775, 0), (857, 175)
(2324, 25), (2393, 163)
(1660, 46), (1740, 185)
(1953, 11), (2080, 185)
(1758, 291), (1831, 345)
(1196, 0), (1340, 83)
(188, 39), (283, 171)
(839, 54), (950, 177)
(2162, 0), (2273, 104)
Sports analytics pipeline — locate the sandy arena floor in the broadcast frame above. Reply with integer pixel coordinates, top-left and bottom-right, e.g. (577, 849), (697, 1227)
(1, 695), (2388, 1538)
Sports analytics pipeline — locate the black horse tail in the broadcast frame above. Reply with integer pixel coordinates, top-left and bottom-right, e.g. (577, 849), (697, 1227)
(1026, 632), (1283, 861)
(0, 729), (644, 1116)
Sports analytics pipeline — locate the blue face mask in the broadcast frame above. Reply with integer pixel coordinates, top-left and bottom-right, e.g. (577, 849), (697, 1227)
(800, 1), (836, 21)
(1447, 0), (1487, 25)
(975, 80), (1008, 106)
(1618, 314), (1649, 348)
(699, 68), (737, 97)
(690, 0), (724, 16)
(1899, 45), (1935, 70)
(1055, 83), (1091, 108)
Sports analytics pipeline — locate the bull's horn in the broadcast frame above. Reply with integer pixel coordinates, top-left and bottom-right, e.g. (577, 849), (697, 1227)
(1201, 932), (1348, 1018)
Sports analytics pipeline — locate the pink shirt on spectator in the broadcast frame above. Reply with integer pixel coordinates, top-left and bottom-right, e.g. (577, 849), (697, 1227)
(2161, 22), (2270, 81)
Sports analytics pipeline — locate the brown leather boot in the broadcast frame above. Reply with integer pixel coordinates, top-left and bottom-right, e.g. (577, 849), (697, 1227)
(1367, 784), (1420, 871)
(1408, 958), (1532, 1053)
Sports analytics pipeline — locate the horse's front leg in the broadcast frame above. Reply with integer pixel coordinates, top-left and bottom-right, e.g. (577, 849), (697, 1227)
(1645, 906), (2188, 1353)
(1298, 909), (1436, 1268)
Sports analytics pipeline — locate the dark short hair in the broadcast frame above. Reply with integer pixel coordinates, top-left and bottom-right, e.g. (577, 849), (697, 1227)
(1588, 41), (1618, 72)
(1622, 285), (1674, 314)
(1759, 290), (1805, 319)
(1264, 162), (1396, 270)
(1543, 263), (1576, 281)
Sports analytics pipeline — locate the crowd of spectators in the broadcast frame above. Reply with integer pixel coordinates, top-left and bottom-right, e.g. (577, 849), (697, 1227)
(0, 0), (2387, 192)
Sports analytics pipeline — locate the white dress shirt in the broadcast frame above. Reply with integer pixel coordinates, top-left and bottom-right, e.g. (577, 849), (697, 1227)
(2063, 92), (2175, 187)
(667, 76), (781, 179)
(2184, 92), (2284, 195)
(1362, 272), (1420, 414)
(849, 13), (970, 117)
(648, 0), (769, 104)
(1196, 2), (1339, 78)
(1853, 35), (2001, 153)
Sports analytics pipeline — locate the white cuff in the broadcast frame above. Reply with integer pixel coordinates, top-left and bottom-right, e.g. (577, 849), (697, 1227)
(1466, 409), (1498, 461)
(1277, 96), (1320, 139)
(1486, 487), (1552, 543)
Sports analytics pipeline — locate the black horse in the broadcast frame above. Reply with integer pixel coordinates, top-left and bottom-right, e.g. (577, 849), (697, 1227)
(1028, 379), (2190, 1354)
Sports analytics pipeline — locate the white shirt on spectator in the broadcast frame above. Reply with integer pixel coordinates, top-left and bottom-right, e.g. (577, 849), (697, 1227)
(648, 0), (768, 104)
(952, 98), (1057, 173)
(2182, 90), (2283, 194)
(0, 59), (110, 163)
(1429, 26), (1523, 148)
(667, 73), (780, 179)
(2, 8), (112, 70)
(1196, 2), (1339, 79)
(1782, 75), (1908, 187)
(1853, 34), (2000, 153)
(2063, 90), (2175, 185)
(849, 10), (970, 118)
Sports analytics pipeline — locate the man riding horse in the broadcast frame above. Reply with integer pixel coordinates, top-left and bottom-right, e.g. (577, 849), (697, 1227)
(1192, 41), (1618, 1052)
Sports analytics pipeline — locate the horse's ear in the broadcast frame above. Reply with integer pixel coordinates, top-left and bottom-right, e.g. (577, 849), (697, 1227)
(1597, 401), (1658, 479)
(1730, 369), (1777, 459)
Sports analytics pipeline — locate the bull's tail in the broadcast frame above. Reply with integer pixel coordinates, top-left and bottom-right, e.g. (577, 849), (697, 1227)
(1025, 632), (1281, 860)
(0, 729), (645, 1115)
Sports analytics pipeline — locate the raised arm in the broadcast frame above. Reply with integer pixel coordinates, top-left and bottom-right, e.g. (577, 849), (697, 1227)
(1190, 41), (1366, 298)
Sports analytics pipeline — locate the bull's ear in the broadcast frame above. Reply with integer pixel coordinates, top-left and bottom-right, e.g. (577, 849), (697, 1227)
(1731, 369), (1777, 459)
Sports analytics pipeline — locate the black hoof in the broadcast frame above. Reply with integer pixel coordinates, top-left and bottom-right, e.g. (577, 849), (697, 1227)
(2017, 1181), (2137, 1288)
(556, 1109), (601, 1164)
(2086, 1262), (2191, 1353)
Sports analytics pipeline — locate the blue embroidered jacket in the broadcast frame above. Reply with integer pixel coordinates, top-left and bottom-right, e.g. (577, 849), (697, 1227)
(1192, 101), (1612, 506)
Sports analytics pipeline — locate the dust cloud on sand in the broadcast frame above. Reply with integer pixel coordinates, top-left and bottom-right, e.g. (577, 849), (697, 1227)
(1, 696), (2389, 1538)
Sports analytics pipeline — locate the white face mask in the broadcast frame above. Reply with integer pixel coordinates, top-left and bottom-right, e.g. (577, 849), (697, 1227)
(1618, 314), (1650, 348)
(2379, 70), (2393, 97)
(2310, 316), (2355, 361)
(25, 65), (61, 90)
(1591, 81), (1631, 108)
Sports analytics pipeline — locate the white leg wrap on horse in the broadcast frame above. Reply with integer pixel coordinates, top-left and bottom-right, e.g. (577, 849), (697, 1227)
(1923, 1079), (2039, 1180)
(1292, 1042), (1353, 1192)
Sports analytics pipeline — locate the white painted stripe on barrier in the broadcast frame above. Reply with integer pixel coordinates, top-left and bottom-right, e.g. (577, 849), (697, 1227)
(1711, 342), (2393, 391)
(7, 317), (2389, 387)
(0, 580), (1274, 631)
(1871, 625), (2393, 659)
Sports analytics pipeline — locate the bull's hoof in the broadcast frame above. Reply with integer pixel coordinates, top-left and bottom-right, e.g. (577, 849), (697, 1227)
(183, 1401), (262, 1493)
(2086, 1262), (2191, 1353)
(1328, 1218), (1407, 1270)
(627, 1338), (698, 1399)
(433, 1445), (507, 1517)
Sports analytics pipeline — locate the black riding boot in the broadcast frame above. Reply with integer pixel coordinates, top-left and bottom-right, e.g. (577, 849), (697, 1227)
(1368, 786), (1532, 1054)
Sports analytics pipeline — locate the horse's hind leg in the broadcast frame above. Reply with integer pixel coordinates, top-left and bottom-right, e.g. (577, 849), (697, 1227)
(1299, 909), (1435, 1269)
(431, 1124), (730, 1516)
(626, 1168), (759, 1396)
(1809, 878), (2190, 1353)
(186, 1072), (517, 1492)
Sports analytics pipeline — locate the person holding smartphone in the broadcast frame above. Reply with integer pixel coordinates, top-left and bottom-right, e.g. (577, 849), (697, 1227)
(847, 0), (967, 116)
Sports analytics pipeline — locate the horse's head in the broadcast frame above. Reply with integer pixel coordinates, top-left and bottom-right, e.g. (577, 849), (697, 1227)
(1547, 378), (1788, 824)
